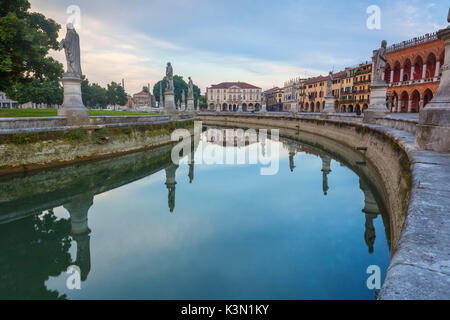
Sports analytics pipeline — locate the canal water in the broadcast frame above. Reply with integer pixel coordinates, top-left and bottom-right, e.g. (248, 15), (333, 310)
(0, 130), (390, 300)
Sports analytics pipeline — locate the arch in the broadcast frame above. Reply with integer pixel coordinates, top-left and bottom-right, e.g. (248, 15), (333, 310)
(356, 104), (361, 114)
(423, 88), (433, 108)
(403, 59), (412, 81)
(393, 61), (401, 82)
(426, 53), (437, 79)
(209, 103), (215, 110)
(400, 91), (409, 113)
(391, 91), (399, 112)
(242, 103), (248, 112)
(413, 55), (424, 80)
(385, 63), (392, 83)
(248, 103), (254, 112)
(316, 101), (320, 112)
(233, 104), (237, 112)
(411, 90), (420, 113)
(305, 102), (309, 111)
(348, 105), (354, 113)
(255, 103), (261, 112)
(222, 103), (227, 111)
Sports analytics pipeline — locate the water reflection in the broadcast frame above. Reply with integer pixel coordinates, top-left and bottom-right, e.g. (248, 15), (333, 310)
(0, 131), (391, 299)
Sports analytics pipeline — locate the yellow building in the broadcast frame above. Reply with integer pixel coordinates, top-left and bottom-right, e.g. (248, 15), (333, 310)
(339, 67), (356, 112)
(353, 62), (372, 112)
(301, 71), (345, 112)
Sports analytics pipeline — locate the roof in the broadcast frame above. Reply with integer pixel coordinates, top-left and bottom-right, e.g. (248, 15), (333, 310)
(209, 82), (261, 89)
(263, 87), (282, 94)
(304, 70), (346, 85)
(133, 90), (150, 97)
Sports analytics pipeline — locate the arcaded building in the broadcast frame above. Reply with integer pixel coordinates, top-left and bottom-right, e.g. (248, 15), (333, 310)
(207, 82), (262, 112)
(385, 32), (444, 113)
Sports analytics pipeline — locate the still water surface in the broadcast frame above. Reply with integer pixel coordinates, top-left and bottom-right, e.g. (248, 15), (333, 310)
(0, 133), (390, 299)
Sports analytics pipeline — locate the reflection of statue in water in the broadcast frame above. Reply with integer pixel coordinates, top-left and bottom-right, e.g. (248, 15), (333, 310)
(287, 140), (298, 172)
(359, 179), (380, 253)
(64, 193), (94, 281)
(188, 161), (195, 183)
(321, 155), (331, 196)
(165, 164), (179, 212)
(373, 40), (387, 85)
(59, 23), (82, 78)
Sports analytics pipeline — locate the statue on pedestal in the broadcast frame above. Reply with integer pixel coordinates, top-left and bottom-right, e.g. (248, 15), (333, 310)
(326, 72), (333, 97)
(59, 23), (82, 78)
(58, 23), (88, 125)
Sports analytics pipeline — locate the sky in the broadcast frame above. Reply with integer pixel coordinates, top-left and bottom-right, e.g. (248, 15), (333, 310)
(28, 0), (448, 94)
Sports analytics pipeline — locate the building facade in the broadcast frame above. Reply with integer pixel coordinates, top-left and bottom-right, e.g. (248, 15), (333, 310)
(0, 92), (18, 109)
(132, 90), (154, 108)
(384, 32), (444, 113)
(263, 87), (284, 112)
(353, 62), (372, 112)
(207, 82), (262, 112)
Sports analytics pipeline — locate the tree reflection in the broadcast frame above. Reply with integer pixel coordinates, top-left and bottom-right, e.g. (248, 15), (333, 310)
(0, 210), (72, 300)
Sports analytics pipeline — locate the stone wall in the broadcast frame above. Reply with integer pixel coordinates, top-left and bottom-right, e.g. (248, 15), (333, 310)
(199, 113), (450, 300)
(0, 119), (194, 175)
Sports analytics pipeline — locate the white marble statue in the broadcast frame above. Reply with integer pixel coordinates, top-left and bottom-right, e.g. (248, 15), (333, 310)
(373, 40), (387, 85)
(60, 23), (82, 78)
(165, 62), (174, 92)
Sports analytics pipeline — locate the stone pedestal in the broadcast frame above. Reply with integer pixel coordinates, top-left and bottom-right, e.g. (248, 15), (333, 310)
(260, 103), (267, 114)
(415, 26), (450, 152)
(321, 96), (335, 117)
(187, 98), (194, 111)
(163, 91), (177, 117)
(59, 76), (89, 125)
(363, 84), (389, 124)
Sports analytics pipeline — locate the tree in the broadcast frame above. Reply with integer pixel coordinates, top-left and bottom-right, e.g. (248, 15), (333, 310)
(153, 75), (200, 107)
(142, 86), (149, 93)
(81, 76), (108, 109)
(0, 0), (63, 93)
(106, 82), (127, 109)
(8, 78), (63, 106)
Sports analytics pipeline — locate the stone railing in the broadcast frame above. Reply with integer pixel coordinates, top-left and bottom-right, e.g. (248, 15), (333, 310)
(387, 32), (439, 53)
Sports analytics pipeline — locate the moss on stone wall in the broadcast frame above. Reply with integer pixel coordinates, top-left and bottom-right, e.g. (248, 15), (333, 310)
(0, 120), (195, 146)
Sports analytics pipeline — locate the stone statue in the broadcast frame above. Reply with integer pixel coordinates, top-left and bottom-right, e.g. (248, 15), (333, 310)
(188, 77), (194, 99)
(326, 71), (333, 96)
(165, 62), (174, 92)
(373, 40), (387, 85)
(59, 23), (82, 78)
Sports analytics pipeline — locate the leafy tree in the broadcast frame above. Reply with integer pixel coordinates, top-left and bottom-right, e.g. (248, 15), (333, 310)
(0, 210), (72, 300)
(81, 76), (108, 109)
(153, 75), (200, 107)
(106, 81), (127, 109)
(0, 0), (63, 93)
(8, 78), (63, 106)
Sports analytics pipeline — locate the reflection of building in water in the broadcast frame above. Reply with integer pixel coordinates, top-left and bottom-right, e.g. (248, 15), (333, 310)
(205, 128), (259, 148)
(321, 155), (332, 196)
(165, 164), (179, 212)
(64, 193), (93, 281)
(359, 179), (381, 254)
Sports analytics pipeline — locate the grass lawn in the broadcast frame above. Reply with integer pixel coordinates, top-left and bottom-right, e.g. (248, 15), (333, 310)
(0, 109), (159, 118)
